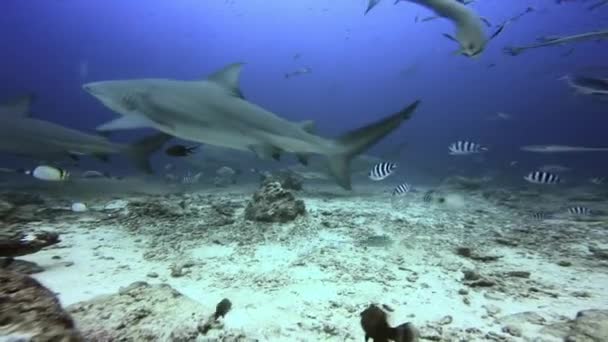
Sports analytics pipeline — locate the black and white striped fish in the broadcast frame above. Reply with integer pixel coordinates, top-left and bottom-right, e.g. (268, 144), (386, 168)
(524, 171), (561, 184)
(423, 190), (434, 202)
(181, 171), (202, 184)
(392, 183), (412, 195)
(531, 212), (549, 221)
(448, 141), (487, 155)
(369, 162), (397, 181)
(568, 206), (592, 216)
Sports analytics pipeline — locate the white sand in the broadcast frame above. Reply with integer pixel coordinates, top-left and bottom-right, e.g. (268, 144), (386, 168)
(20, 185), (608, 340)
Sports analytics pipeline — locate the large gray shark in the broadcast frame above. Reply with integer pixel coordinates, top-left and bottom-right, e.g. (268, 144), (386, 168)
(0, 94), (171, 173)
(82, 63), (421, 189)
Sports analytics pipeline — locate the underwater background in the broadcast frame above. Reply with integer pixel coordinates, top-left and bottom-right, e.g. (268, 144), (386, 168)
(1, 1), (608, 341)
(2, 0), (608, 180)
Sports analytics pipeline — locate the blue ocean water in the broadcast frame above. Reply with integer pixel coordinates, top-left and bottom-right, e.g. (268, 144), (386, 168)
(1, 0), (607, 181)
(1, 2), (608, 341)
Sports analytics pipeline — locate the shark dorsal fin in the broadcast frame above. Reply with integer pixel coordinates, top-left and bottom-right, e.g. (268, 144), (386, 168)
(207, 63), (245, 98)
(0, 93), (35, 117)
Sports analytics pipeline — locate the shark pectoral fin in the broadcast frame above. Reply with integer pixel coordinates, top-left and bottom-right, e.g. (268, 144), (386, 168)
(0, 93), (35, 117)
(298, 120), (316, 134)
(249, 144), (282, 161)
(442, 33), (458, 43)
(126, 132), (173, 174)
(296, 153), (311, 166)
(207, 63), (246, 99)
(96, 115), (155, 131)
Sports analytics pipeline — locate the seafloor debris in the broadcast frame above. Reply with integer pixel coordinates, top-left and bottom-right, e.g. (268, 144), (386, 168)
(499, 309), (608, 341)
(68, 281), (247, 341)
(455, 246), (502, 262)
(244, 181), (305, 222)
(0, 268), (83, 341)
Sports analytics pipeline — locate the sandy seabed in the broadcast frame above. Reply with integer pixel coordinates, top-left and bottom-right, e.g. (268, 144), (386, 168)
(7, 180), (608, 341)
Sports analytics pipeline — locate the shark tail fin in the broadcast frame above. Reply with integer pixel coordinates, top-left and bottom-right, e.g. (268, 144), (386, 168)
(296, 120), (316, 166)
(326, 100), (421, 190)
(126, 132), (173, 174)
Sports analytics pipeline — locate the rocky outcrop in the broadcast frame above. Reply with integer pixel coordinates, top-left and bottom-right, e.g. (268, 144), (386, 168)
(244, 181), (305, 222)
(1, 231), (60, 274)
(0, 199), (15, 220)
(0, 269), (83, 341)
(213, 166), (238, 187)
(0, 231), (60, 258)
(541, 309), (608, 341)
(67, 281), (245, 341)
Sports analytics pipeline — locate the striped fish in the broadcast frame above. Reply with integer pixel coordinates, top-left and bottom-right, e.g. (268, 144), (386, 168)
(448, 141), (487, 155)
(524, 171), (561, 184)
(392, 183), (412, 195)
(423, 190), (434, 202)
(531, 212), (548, 221)
(590, 177), (605, 185)
(181, 171), (203, 184)
(369, 162), (397, 181)
(568, 206), (592, 216)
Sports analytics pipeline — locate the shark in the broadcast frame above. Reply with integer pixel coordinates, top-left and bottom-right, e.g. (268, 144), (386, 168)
(82, 63), (421, 190)
(521, 145), (608, 153)
(504, 29), (608, 56)
(0, 94), (171, 173)
(409, 0), (487, 57)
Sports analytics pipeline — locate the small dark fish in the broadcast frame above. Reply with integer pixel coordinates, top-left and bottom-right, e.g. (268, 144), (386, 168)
(360, 304), (417, 342)
(560, 47), (575, 57)
(369, 162), (397, 181)
(590, 177), (605, 185)
(285, 66), (312, 79)
(422, 15), (440, 22)
(568, 206), (592, 216)
(524, 171), (561, 184)
(214, 298), (232, 320)
(165, 144), (198, 157)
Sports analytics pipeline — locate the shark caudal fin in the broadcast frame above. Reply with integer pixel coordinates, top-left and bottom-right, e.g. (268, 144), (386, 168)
(326, 100), (421, 190)
(126, 132), (173, 173)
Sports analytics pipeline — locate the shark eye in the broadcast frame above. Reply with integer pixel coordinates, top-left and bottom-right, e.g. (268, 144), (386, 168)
(121, 94), (138, 111)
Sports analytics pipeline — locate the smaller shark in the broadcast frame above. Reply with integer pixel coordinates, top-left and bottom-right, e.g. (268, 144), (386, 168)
(83, 63), (421, 190)
(409, 0), (487, 57)
(0, 94), (171, 172)
(504, 29), (608, 56)
(521, 145), (608, 153)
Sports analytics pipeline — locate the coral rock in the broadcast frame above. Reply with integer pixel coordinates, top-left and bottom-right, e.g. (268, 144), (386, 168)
(0, 269), (83, 341)
(244, 181), (305, 222)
